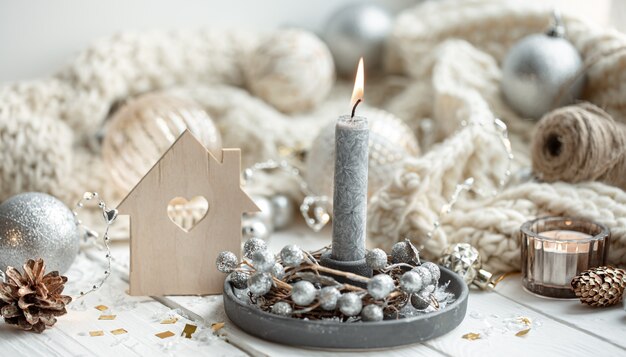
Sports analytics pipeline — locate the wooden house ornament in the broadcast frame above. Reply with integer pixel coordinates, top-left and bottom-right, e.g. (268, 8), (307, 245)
(117, 130), (259, 296)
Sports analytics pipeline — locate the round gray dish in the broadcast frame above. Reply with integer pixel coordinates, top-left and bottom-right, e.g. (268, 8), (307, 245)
(223, 265), (468, 349)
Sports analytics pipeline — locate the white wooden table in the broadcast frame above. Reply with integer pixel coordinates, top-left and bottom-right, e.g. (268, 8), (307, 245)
(1, 222), (624, 357)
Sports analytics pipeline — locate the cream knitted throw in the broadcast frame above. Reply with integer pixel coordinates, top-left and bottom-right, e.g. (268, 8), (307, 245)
(1, 0), (626, 271)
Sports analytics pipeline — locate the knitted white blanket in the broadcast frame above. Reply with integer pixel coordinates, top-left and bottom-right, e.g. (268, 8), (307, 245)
(1, 0), (626, 271)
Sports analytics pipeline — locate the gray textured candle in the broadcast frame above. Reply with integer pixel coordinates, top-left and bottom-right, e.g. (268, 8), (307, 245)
(331, 114), (369, 261)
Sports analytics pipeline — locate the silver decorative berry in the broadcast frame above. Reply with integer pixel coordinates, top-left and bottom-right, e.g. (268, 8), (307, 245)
(216, 251), (238, 273)
(319, 286), (341, 311)
(228, 271), (249, 290)
(248, 272), (273, 295)
(367, 274), (395, 300)
(361, 304), (384, 322)
(421, 262), (440, 284)
(271, 262), (285, 279)
(413, 265), (433, 286)
(400, 270), (423, 293)
(291, 281), (317, 306)
(410, 291), (431, 310)
(338, 292), (363, 316)
(391, 239), (419, 264)
(280, 244), (304, 266)
(251, 250), (275, 272)
(243, 237), (267, 259)
(271, 301), (293, 316)
(365, 248), (388, 270)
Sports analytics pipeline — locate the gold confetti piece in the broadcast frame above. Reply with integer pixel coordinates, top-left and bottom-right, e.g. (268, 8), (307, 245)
(160, 317), (178, 324)
(95, 305), (109, 311)
(155, 331), (175, 339)
(516, 328), (531, 337)
(111, 328), (127, 335)
(181, 324), (197, 338)
(462, 332), (481, 341)
(98, 315), (117, 320)
(211, 322), (225, 332)
(89, 331), (105, 337)
(518, 317), (532, 326)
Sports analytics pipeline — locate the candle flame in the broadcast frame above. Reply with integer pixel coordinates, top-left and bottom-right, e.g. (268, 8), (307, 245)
(350, 58), (364, 110)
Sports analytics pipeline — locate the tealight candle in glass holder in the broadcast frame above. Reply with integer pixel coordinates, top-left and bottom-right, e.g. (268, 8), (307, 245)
(520, 216), (609, 298)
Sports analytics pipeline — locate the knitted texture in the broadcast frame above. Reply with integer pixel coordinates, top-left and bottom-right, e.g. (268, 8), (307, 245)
(369, 0), (626, 272)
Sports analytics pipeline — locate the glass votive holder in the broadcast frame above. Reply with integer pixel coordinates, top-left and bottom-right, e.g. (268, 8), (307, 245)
(520, 216), (609, 299)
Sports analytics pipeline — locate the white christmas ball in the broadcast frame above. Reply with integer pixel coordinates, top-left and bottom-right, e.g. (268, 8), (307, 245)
(305, 109), (419, 203)
(501, 33), (585, 119)
(323, 3), (393, 76)
(246, 29), (334, 113)
(102, 93), (222, 193)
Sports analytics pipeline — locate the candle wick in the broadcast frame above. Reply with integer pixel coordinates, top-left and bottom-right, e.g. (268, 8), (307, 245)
(351, 99), (362, 118)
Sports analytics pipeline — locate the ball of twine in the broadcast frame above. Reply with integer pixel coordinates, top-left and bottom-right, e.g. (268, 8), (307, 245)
(532, 102), (626, 189)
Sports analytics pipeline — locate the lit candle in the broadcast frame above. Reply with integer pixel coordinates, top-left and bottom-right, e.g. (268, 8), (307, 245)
(321, 58), (372, 278)
(520, 217), (609, 298)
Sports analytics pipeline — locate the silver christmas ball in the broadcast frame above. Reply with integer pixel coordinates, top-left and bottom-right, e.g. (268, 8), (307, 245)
(280, 244), (304, 267)
(365, 248), (388, 270)
(338, 292), (363, 316)
(502, 30), (584, 119)
(243, 237), (267, 259)
(248, 272), (273, 296)
(438, 243), (482, 285)
(216, 251), (238, 273)
(421, 262), (441, 284)
(400, 270), (423, 294)
(367, 274), (395, 300)
(242, 216), (272, 241)
(251, 249), (275, 272)
(410, 291), (431, 310)
(361, 304), (384, 322)
(291, 281), (317, 306)
(228, 271), (249, 290)
(413, 266), (433, 287)
(271, 301), (293, 316)
(271, 262), (285, 279)
(319, 286), (341, 311)
(323, 3), (393, 76)
(0, 192), (79, 273)
(391, 240), (419, 264)
(306, 109), (419, 205)
(270, 194), (294, 230)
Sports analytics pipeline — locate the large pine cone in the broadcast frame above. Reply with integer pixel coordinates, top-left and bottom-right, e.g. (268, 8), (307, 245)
(0, 259), (72, 333)
(571, 266), (626, 307)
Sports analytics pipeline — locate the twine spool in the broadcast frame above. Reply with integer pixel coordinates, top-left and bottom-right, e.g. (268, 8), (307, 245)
(532, 102), (626, 189)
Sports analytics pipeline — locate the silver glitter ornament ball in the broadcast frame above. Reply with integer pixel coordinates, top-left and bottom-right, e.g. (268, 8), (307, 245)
(228, 271), (249, 290)
(270, 194), (294, 230)
(319, 286), (341, 311)
(280, 244), (304, 267)
(0, 192), (79, 274)
(271, 301), (293, 316)
(216, 251), (239, 273)
(251, 250), (275, 272)
(501, 19), (584, 119)
(243, 237), (267, 259)
(421, 262), (441, 285)
(323, 3), (393, 76)
(365, 248), (388, 270)
(361, 304), (384, 322)
(271, 262), (285, 280)
(413, 266), (433, 287)
(400, 270), (423, 294)
(367, 274), (395, 300)
(291, 281), (317, 306)
(248, 272), (273, 296)
(338, 292), (363, 316)
(242, 216), (271, 241)
(439, 243), (482, 285)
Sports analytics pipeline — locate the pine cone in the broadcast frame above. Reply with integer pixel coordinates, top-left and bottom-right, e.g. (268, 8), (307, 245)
(0, 259), (72, 333)
(571, 266), (626, 307)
